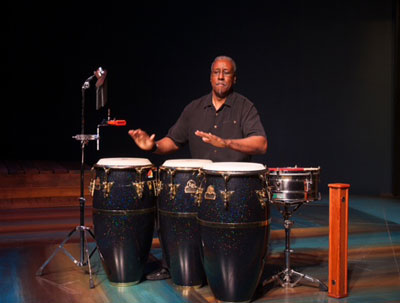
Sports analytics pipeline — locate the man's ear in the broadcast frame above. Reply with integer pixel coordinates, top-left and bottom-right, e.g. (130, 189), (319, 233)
(233, 75), (237, 84)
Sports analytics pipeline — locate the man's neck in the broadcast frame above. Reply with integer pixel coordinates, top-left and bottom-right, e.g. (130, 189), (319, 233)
(212, 94), (227, 111)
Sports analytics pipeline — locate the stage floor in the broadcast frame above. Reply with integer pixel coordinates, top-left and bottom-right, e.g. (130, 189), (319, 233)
(1, 195), (399, 303)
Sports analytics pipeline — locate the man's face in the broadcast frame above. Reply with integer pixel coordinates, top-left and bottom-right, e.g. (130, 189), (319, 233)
(210, 59), (236, 99)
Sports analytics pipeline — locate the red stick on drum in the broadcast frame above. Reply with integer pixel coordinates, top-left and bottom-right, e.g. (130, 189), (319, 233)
(328, 183), (350, 298)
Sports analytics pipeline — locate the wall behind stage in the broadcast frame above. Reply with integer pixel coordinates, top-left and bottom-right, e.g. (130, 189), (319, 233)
(5, 1), (397, 196)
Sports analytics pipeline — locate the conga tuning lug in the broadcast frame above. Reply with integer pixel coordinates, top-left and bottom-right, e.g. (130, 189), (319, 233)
(168, 184), (180, 200)
(256, 189), (268, 209)
(102, 181), (114, 198)
(155, 181), (162, 196)
(89, 177), (101, 197)
(194, 187), (204, 206)
(220, 189), (234, 209)
(132, 182), (145, 199)
(89, 179), (95, 197)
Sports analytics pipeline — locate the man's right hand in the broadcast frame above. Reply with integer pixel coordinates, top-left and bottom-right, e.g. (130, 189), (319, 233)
(128, 129), (156, 151)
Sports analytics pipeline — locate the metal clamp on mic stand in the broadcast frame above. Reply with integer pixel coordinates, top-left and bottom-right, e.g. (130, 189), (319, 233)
(36, 67), (107, 289)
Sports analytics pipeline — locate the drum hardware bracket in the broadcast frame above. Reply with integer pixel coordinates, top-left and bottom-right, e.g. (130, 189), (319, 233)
(102, 181), (114, 198)
(194, 187), (204, 206)
(132, 181), (145, 199)
(168, 183), (180, 200)
(220, 189), (234, 209)
(255, 189), (268, 209)
(154, 180), (162, 196)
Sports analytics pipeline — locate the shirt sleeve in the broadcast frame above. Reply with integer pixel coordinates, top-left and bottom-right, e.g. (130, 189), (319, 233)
(241, 103), (267, 138)
(166, 104), (190, 147)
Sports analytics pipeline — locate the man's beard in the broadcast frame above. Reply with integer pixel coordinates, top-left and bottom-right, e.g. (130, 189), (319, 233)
(214, 87), (232, 99)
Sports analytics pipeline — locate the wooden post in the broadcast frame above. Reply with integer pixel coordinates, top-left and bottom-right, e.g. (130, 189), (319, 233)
(328, 183), (350, 298)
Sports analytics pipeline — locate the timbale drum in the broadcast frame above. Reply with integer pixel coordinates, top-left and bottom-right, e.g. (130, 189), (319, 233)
(157, 159), (212, 287)
(268, 167), (321, 204)
(91, 158), (157, 286)
(197, 162), (270, 303)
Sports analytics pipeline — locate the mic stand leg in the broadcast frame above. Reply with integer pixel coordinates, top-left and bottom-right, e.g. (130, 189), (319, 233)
(36, 140), (97, 289)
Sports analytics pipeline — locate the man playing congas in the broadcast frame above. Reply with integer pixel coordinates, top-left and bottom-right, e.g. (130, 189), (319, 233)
(128, 55), (268, 280)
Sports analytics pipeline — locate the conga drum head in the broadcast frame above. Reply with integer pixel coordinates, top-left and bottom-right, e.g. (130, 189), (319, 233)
(95, 157), (152, 168)
(161, 159), (212, 169)
(202, 162), (267, 175)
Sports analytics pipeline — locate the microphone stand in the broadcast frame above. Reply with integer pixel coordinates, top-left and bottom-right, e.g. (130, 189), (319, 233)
(36, 75), (98, 289)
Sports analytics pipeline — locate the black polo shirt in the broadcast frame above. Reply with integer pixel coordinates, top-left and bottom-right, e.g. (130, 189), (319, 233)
(166, 91), (266, 162)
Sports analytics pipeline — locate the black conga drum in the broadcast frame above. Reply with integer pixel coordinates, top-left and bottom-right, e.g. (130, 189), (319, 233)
(91, 158), (156, 286)
(197, 162), (270, 302)
(158, 159), (212, 287)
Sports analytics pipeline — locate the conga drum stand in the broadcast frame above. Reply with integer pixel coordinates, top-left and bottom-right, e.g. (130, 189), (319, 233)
(36, 75), (100, 289)
(268, 202), (328, 291)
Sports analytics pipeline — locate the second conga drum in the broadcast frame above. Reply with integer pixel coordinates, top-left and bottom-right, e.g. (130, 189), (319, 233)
(91, 158), (157, 286)
(197, 162), (270, 303)
(158, 159), (212, 287)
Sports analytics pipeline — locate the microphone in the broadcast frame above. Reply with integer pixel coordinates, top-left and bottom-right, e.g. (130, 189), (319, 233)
(94, 67), (108, 110)
(95, 67), (107, 88)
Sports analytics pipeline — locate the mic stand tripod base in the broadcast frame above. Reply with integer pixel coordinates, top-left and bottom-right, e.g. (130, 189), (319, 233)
(36, 197), (97, 288)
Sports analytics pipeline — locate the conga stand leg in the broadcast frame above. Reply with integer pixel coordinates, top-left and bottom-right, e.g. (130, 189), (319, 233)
(268, 203), (328, 291)
(36, 81), (98, 289)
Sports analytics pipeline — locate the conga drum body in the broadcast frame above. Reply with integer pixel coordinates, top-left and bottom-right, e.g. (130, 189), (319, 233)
(91, 158), (156, 286)
(158, 159), (212, 287)
(197, 162), (270, 303)
(268, 167), (320, 204)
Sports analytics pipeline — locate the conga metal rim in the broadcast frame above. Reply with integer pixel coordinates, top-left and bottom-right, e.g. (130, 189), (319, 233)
(158, 208), (197, 218)
(202, 169), (268, 176)
(93, 207), (156, 215)
(159, 166), (204, 172)
(197, 217), (271, 229)
(93, 164), (155, 170)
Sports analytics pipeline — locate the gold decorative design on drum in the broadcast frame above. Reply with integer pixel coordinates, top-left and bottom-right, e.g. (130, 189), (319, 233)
(255, 188), (268, 208)
(168, 183), (180, 200)
(184, 179), (198, 194)
(205, 185), (216, 200)
(219, 189), (234, 209)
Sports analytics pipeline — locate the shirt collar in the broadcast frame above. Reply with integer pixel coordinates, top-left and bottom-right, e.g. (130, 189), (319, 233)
(203, 91), (234, 109)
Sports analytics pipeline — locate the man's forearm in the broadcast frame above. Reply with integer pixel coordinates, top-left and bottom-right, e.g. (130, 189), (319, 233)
(224, 136), (267, 155)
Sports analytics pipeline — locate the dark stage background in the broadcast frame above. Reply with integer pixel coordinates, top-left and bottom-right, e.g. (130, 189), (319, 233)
(6, 1), (399, 196)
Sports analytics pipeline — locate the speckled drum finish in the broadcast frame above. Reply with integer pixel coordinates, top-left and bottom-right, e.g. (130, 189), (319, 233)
(268, 167), (320, 204)
(158, 159), (211, 287)
(91, 158), (156, 286)
(197, 162), (270, 303)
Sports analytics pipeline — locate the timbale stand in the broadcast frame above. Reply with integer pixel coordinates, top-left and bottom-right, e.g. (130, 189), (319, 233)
(267, 202), (328, 291)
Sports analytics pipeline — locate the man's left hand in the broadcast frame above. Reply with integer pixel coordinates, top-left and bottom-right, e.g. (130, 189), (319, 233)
(195, 130), (228, 148)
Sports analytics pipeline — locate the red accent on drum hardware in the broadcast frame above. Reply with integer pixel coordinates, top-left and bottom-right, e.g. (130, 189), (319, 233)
(269, 167), (305, 172)
(107, 120), (127, 126)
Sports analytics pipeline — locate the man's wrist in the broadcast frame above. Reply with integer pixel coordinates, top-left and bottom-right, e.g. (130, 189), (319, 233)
(150, 143), (158, 153)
